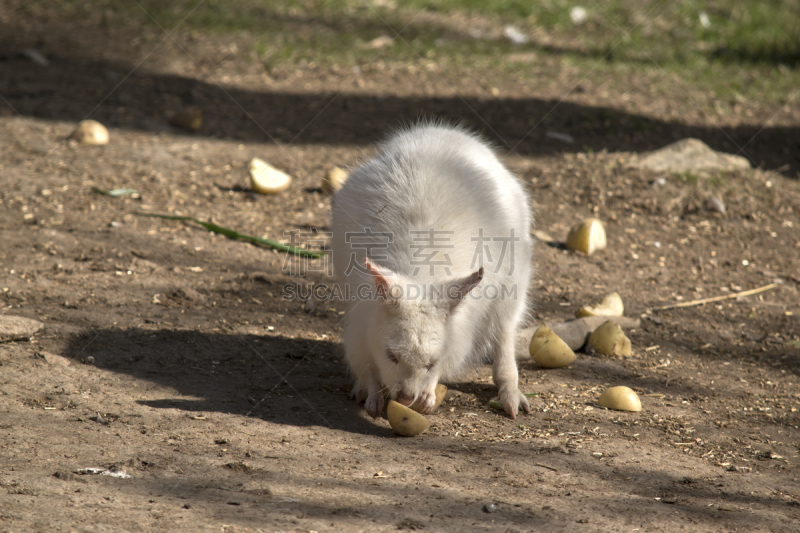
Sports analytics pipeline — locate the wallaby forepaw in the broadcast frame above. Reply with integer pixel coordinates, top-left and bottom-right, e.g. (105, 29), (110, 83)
(350, 385), (368, 404)
(494, 387), (530, 420)
(365, 393), (384, 419)
(411, 389), (437, 414)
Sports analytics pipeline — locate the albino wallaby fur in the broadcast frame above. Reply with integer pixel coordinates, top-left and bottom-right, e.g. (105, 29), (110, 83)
(331, 123), (533, 419)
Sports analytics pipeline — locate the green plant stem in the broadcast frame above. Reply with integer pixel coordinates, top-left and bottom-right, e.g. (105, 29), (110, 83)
(137, 212), (326, 258)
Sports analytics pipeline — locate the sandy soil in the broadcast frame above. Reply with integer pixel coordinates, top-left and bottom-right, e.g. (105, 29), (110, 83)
(1, 6), (799, 533)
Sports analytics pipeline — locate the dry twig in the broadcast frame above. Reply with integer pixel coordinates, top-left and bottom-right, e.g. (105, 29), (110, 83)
(649, 283), (777, 312)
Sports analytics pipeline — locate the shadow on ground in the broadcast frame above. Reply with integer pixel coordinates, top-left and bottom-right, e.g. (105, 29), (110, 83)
(62, 327), (394, 436)
(1, 30), (798, 176)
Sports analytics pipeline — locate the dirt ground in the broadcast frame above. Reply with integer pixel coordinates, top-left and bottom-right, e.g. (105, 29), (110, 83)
(1, 6), (800, 533)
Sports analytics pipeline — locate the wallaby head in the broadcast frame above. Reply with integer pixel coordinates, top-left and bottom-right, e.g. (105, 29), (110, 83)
(364, 258), (483, 407)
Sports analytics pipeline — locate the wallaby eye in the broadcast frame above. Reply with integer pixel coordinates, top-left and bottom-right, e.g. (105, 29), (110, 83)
(425, 362), (436, 372)
(386, 350), (399, 364)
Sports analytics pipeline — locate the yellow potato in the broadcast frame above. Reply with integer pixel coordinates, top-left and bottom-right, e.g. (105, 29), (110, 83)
(249, 158), (292, 194)
(566, 218), (607, 255)
(387, 400), (430, 437)
(576, 292), (624, 318)
(321, 166), (348, 194)
(587, 320), (632, 357)
(529, 325), (576, 368)
(71, 120), (109, 145)
(410, 384), (447, 413)
(597, 386), (641, 412)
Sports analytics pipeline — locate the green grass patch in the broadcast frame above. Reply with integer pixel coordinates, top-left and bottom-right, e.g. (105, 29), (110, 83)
(16, 0), (800, 105)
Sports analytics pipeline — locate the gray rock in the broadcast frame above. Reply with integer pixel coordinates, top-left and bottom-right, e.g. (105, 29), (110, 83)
(0, 315), (44, 342)
(632, 138), (751, 173)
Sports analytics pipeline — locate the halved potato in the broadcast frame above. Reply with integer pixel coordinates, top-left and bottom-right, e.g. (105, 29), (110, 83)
(321, 166), (348, 194)
(529, 325), (576, 368)
(249, 158), (292, 194)
(576, 292), (624, 318)
(387, 400), (430, 437)
(410, 384), (447, 413)
(566, 218), (607, 255)
(597, 386), (641, 412)
(587, 320), (632, 357)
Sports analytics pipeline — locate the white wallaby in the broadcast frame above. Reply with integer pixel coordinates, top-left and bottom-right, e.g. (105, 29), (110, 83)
(331, 122), (533, 419)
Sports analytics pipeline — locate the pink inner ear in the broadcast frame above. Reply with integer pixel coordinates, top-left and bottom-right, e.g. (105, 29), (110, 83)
(364, 258), (390, 293)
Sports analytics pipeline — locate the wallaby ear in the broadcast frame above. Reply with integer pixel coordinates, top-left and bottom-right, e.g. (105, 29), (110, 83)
(365, 257), (400, 305)
(443, 267), (483, 311)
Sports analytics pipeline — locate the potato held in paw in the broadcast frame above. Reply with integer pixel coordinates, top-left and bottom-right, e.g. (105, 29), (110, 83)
(410, 384), (447, 413)
(529, 326), (576, 368)
(249, 158), (292, 194)
(576, 292), (624, 318)
(598, 386), (641, 412)
(587, 320), (632, 357)
(566, 217), (606, 255)
(387, 400), (430, 437)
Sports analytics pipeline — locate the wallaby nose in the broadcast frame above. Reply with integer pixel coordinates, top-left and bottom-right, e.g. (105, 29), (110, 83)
(394, 391), (414, 406)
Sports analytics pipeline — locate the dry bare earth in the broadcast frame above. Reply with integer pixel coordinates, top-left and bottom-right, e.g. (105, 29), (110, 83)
(1, 8), (800, 533)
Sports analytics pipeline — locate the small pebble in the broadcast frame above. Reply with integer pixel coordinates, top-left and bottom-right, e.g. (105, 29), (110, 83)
(483, 503), (498, 513)
(702, 195), (726, 214)
(19, 48), (49, 66)
(547, 131), (574, 144)
(503, 26), (528, 45)
(570, 6), (588, 25)
(366, 35), (393, 49)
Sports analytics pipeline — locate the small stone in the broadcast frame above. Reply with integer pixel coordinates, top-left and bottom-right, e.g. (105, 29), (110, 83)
(483, 503), (498, 513)
(0, 315), (45, 342)
(70, 120), (109, 145)
(19, 48), (49, 66)
(546, 131), (574, 144)
(503, 26), (528, 45)
(365, 35), (393, 49)
(570, 6), (588, 25)
(703, 195), (726, 214)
